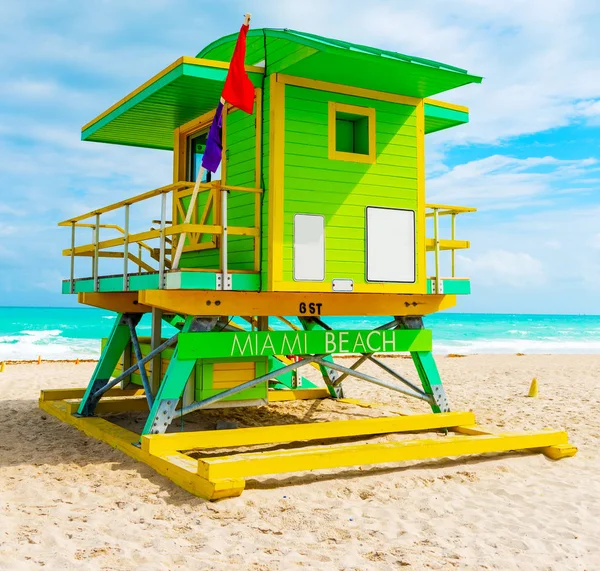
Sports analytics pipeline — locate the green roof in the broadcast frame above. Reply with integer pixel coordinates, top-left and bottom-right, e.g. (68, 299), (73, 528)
(198, 28), (482, 98)
(81, 28), (479, 149)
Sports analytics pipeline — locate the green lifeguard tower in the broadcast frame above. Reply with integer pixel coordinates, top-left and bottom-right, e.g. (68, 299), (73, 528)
(40, 25), (576, 500)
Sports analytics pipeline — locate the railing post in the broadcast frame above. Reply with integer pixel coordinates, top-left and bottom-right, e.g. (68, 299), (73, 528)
(451, 212), (456, 278)
(433, 208), (440, 292)
(123, 204), (130, 291)
(138, 244), (142, 275)
(70, 222), (76, 294)
(220, 187), (231, 290)
(159, 191), (167, 289)
(93, 214), (100, 292)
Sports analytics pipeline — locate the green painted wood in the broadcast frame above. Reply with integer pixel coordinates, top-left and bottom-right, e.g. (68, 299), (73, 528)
(424, 103), (468, 134)
(198, 29), (481, 99)
(141, 317), (196, 435)
(180, 105), (258, 271)
(411, 351), (445, 414)
(281, 85), (420, 286)
(426, 279), (471, 295)
(194, 357), (269, 402)
(178, 329), (432, 360)
(231, 273), (260, 290)
(76, 314), (132, 415)
(82, 62), (263, 149)
(129, 274), (160, 290)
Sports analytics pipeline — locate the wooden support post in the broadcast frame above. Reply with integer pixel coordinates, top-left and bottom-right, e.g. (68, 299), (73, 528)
(76, 313), (139, 417)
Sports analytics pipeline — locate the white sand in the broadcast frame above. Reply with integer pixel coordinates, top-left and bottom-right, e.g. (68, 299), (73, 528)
(1, 355), (599, 570)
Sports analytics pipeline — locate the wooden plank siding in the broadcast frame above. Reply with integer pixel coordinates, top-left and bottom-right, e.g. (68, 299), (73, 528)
(180, 103), (260, 271)
(280, 84), (420, 287)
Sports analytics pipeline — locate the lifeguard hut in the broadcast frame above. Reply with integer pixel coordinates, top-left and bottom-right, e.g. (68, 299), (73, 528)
(40, 22), (576, 500)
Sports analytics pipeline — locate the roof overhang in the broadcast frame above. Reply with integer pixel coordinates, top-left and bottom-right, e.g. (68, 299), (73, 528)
(81, 57), (265, 150)
(81, 57), (469, 151)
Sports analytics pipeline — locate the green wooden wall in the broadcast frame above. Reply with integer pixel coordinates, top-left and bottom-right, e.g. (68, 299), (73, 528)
(281, 85), (419, 285)
(180, 105), (259, 271)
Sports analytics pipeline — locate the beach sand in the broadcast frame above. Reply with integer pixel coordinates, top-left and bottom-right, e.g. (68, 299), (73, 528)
(1, 354), (599, 570)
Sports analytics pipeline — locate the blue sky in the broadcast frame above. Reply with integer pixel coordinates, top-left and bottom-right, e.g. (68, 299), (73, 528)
(0, 0), (599, 313)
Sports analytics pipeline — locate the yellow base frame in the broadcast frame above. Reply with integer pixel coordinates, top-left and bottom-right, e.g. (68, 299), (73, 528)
(39, 388), (577, 501)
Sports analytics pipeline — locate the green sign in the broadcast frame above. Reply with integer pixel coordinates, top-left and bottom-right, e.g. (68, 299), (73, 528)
(178, 329), (432, 359)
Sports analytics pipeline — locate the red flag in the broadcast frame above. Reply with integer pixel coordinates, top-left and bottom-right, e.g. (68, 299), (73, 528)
(222, 24), (255, 114)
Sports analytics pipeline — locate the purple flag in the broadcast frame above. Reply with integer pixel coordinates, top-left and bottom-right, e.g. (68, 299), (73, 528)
(201, 101), (224, 173)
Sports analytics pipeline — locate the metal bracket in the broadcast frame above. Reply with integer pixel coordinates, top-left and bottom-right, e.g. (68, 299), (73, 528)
(432, 385), (451, 413)
(73, 377), (107, 417)
(216, 274), (232, 291)
(431, 278), (444, 294)
(149, 398), (179, 434)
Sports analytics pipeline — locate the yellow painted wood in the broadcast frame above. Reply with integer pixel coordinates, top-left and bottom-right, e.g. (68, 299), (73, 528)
(272, 280), (429, 294)
(416, 99), (427, 294)
(77, 292), (151, 314)
(59, 182), (196, 225)
(254, 87), (262, 272)
(142, 412), (476, 456)
(81, 56), (264, 133)
(542, 443), (578, 459)
(268, 74), (285, 290)
(453, 424), (578, 460)
(198, 430), (570, 481)
(279, 74), (420, 107)
(213, 361), (256, 389)
(138, 290), (457, 317)
(426, 203), (477, 215)
(39, 397), (244, 500)
(327, 101), (377, 164)
(40, 387), (145, 402)
(425, 238), (470, 251)
(65, 396), (149, 415)
(423, 98), (469, 113)
(268, 388), (331, 402)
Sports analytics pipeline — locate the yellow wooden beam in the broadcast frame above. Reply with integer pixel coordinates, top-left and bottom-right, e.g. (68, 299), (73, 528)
(142, 412), (476, 456)
(453, 425), (578, 460)
(59, 182), (195, 225)
(81, 56), (264, 133)
(78, 292), (151, 313)
(138, 290), (457, 317)
(425, 238), (470, 251)
(39, 398), (245, 500)
(198, 430), (570, 481)
(268, 388), (331, 402)
(64, 396), (149, 416)
(279, 73), (421, 107)
(423, 98), (469, 114)
(40, 387), (145, 402)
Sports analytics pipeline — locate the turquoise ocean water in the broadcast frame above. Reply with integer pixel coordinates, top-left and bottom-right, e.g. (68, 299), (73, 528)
(0, 307), (599, 360)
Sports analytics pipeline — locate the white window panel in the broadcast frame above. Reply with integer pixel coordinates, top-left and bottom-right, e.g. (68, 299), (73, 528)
(294, 214), (325, 281)
(366, 207), (415, 283)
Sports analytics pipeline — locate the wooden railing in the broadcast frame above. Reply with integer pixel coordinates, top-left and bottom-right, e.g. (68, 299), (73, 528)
(60, 181), (262, 293)
(425, 203), (476, 286)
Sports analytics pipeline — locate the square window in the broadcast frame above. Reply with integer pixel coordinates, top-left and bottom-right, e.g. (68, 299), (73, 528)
(329, 102), (376, 164)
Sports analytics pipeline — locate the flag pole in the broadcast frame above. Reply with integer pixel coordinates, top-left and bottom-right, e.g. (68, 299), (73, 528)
(172, 13), (251, 271)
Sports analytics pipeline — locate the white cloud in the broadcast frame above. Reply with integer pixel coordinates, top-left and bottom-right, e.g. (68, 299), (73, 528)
(460, 250), (546, 288)
(427, 154), (599, 210)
